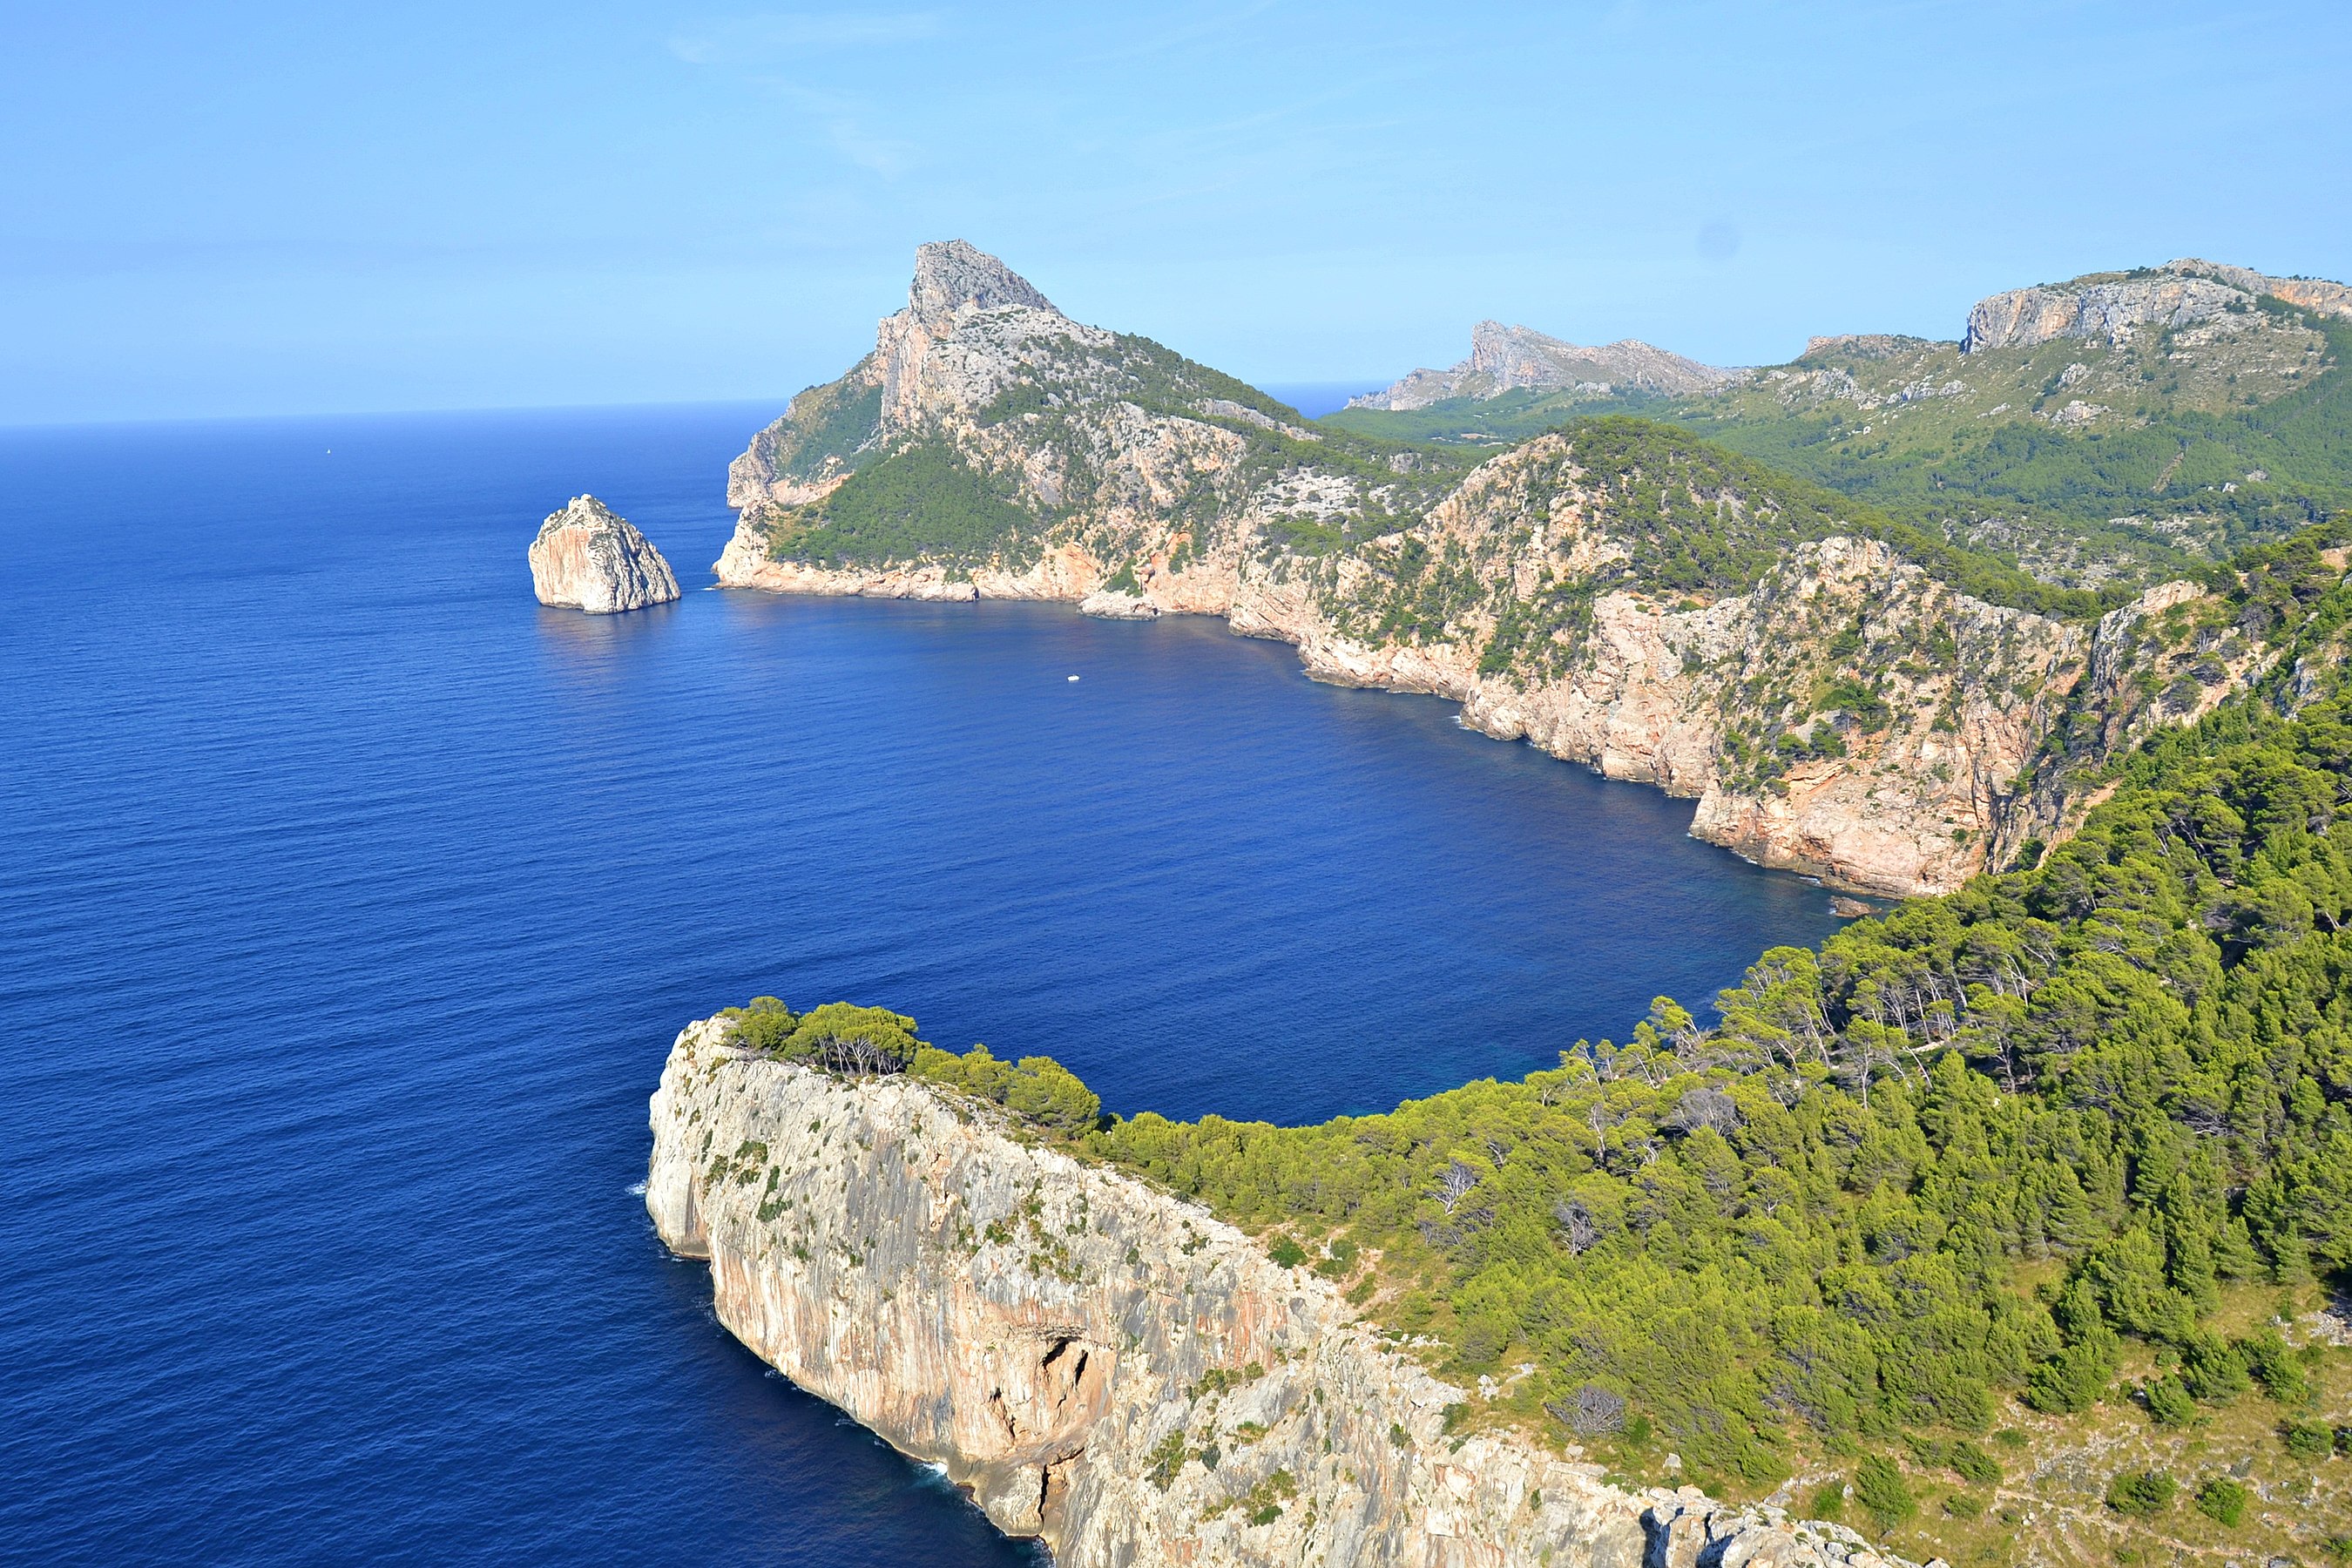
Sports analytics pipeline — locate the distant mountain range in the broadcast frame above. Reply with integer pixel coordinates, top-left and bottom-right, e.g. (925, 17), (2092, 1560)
(1343, 321), (1737, 411)
(1328, 259), (2352, 587)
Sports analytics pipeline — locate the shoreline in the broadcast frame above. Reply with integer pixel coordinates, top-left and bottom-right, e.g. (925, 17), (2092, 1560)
(706, 564), (1947, 900)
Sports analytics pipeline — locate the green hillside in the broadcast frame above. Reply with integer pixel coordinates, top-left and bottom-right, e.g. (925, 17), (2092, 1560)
(756, 332), (1479, 571)
(1328, 301), (2352, 590)
(733, 519), (2352, 1565)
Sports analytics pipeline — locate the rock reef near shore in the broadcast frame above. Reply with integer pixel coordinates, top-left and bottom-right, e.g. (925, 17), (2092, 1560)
(530, 495), (680, 613)
(646, 1014), (1896, 1568)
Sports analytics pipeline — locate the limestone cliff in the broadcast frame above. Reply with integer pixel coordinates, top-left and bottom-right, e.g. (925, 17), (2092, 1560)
(1962, 257), (2352, 353)
(529, 495), (680, 613)
(646, 1015), (1897, 1568)
(710, 244), (2288, 896)
(1348, 321), (1737, 411)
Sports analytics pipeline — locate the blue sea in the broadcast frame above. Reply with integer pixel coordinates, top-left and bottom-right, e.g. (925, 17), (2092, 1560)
(0, 405), (1842, 1565)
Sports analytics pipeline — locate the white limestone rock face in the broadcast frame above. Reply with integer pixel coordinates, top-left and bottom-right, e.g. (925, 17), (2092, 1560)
(1348, 321), (1737, 410)
(1962, 257), (2352, 353)
(529, 495), (681, 613)
(646, 1016), (1890, 1568)
(1078, 590), (1159, 620)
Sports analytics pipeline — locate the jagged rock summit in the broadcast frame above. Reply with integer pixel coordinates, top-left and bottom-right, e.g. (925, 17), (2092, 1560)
(1962, 256), (2352, 353)
(722, 240), (1138, 520)
(1347, 320), (1737, 410)
(528, 495), (680, 613)
(906, 237), (1059, 328)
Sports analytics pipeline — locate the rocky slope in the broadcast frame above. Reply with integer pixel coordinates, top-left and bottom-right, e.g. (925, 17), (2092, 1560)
(1962, 257), (2352, 353)
(529, 495), (680, 613)
(646, 1013), (1897, 1568)
(1346, 321), (1736, 411)
(712, 243), (2271, 896)
(1335, 259), (2352, 589)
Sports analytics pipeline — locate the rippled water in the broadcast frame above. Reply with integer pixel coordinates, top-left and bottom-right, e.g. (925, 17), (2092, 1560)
(0, 406), (1841, 1565)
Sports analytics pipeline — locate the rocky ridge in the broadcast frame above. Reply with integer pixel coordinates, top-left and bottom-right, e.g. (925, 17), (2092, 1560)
(1348, 321), (1737, 411)
(529, 495), (680, 613)
(646, 1014), (1903, 1568)
(1961, 257), (2352, 353)
(712, 244), (2266, 896)
(1330, 257), (2349, 591)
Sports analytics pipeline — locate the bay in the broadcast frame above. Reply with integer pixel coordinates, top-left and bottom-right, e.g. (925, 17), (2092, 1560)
(0, 405), (1841, 1565)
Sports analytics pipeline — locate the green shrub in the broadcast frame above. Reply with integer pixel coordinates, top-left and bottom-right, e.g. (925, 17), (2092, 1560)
(2106, 1470), (2176, 1517)
(1854, 1456), (1915, 1532)
(2144, 1376), (2199, 1427)
(2238, 1328), (2311, 1403)
(2026, 1335), (2117, 1414)
(1947, 1440), (2001, 1485)
(2180, 1334), (2252, 1404)
(909, 1043), (1101, 1136)
(2284, 1420), (2334, 1460)
(2194, 1477), (2247, 1527)
(1145, 1430), (1188, 1490)
(727, 996), (797, 1052)
(1267, 1235), (1308, 1268)
(1806, 1481), (1846, 1521)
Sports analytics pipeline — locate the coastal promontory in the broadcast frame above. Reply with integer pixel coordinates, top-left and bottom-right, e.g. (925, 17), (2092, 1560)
(646, 1011), (1882, 1568)
(529, 495), (680, 613)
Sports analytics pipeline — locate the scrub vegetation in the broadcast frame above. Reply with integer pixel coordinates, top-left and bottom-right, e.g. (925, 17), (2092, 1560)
(1326, 301), (2352, 592)
(738, 517), (2352, 1564)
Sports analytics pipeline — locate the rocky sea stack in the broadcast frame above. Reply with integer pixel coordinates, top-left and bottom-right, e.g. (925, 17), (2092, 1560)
(529, 495), (681, 613)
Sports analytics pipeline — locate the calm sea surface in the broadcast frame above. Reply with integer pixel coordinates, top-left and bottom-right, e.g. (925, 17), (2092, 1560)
(0, 405), (1842, 1565)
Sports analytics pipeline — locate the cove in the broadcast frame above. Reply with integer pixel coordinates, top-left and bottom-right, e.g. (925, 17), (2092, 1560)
(0, 406), (1841, 1565)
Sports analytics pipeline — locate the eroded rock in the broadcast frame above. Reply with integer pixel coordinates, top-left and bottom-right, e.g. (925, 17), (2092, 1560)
(529, 495), (680, 613)
(646, 1015), (1891, 1568)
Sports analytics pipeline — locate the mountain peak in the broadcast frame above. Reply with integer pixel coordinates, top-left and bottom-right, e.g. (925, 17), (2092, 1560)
(1349, 321), (1734, 411)
(907, 240), (1058, 330)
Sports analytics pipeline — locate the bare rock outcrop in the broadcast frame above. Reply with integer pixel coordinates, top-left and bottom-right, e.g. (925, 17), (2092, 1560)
(1078, 589), (1159, 620)
(1348, 321), (1737, 410)
(1962, 257), (2352, 353)
(528, 495), (680, 613)
(647, 1016), (1894, 1568)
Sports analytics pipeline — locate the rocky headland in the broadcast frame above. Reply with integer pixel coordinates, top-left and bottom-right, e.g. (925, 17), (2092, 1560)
(646, 1013), (1900, 1568)
(710, 243), (2275, 896)
(1347, 321), (1737, 411)
(530, 494), (680, 613)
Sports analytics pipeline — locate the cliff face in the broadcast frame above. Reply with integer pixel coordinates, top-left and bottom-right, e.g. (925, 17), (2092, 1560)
(645, 1016), (1893, 1568)
(529, 495), (680, 613)
(711, 244), (2269, 896)
(1962, 257), (2352, 353)
(1348, 321), (1736, 411)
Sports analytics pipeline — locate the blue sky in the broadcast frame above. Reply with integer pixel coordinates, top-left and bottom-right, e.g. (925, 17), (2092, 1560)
(5, 1), (2349, 423)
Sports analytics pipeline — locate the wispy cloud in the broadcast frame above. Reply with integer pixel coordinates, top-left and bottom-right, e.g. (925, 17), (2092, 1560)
(667, 11), (945, 66)
(668, 11), (941, 175)
(762, 84), (919, 175)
